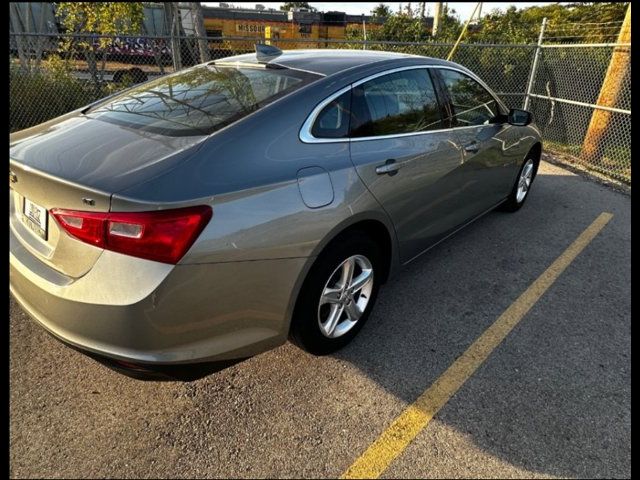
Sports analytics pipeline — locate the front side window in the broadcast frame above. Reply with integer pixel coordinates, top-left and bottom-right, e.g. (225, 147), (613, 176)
(350, 69), (443, 138)
(88, 65), (320, 136)
(438, 69), (501, 127)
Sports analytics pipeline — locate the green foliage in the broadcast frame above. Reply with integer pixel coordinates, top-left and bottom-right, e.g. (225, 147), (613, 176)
(371, 13), (431, 42)
(54, 3), (144, 89)
(10, 54), (134, 132)
(371, 4), (392, 18)
(473, 6), (539, 43)
(469, 2), (629, 43)
(280, 2), (316, 12)
(350, 4), (463, 43)
(435, 5), (463, 41)
(10, 56), (89, 132)
(354, 2), (628, 44)
(56, 2), (144, 35)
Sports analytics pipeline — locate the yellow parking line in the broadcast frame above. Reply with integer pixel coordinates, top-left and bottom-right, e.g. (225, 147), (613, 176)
(342, 212), (614, 479)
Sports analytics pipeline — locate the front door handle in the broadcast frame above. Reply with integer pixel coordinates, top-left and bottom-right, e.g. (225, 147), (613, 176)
(464, 142), (479, 153)
(375, 159), (400, 176)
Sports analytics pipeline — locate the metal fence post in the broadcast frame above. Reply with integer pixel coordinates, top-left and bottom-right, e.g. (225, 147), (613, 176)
(362, 17), (367, 50)
(523, 17), (547, 110)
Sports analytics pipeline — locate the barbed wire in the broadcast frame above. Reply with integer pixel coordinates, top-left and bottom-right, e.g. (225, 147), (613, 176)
(545, 27), (626, 33)
(547, 20), (624, 26)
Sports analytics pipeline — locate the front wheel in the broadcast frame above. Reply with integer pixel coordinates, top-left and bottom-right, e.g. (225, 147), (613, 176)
(290, 233), (381, 355)
(499, 157), (537, 212)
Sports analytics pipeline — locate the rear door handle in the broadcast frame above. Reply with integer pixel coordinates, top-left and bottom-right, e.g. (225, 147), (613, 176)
(464, 142), (479, 153)
(375, 159), (400, 176)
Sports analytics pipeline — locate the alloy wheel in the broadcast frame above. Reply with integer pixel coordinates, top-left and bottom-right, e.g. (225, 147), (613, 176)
(317, 254), (374, 338)
(516, 159), (535, 203)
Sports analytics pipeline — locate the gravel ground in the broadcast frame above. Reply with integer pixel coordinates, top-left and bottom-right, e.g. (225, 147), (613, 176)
(10, 161), (630, 479)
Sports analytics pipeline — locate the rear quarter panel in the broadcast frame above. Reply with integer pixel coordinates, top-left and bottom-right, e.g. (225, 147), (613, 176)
(111, 71), (400, 265)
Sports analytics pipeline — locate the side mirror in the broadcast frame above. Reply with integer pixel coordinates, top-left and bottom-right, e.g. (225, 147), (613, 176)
(508, 108), (532, 126)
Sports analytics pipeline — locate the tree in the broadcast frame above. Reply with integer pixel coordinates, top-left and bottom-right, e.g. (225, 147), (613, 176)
(349, 5), (463, 43)
(56, 3), (144, 90)
(433, 4), (461, 41)
(468, 2), (629, 43)
(190, 2), (210, 63)
(371, 13), (431, 42)
(405, 3), (414, 17)
(418, 2), (426, 19)
(371, 4), (392, 18)
(280, 2), (316, 12)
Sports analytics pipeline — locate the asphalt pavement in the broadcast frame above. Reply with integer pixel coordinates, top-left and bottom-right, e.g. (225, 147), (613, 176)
(9, 160), (630, 479)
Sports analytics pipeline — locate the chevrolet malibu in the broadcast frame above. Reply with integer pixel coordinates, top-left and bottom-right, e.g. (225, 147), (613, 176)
(10, 47), (542, 374)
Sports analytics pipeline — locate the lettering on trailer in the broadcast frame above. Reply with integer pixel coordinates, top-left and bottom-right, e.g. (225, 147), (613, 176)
(236, 24), (266, 33)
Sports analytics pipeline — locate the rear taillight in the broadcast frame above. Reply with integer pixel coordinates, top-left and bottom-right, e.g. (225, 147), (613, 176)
(50, 206), (212, 264)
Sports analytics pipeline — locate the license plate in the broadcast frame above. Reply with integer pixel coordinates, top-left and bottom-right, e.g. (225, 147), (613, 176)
(22, 197), (48, 240)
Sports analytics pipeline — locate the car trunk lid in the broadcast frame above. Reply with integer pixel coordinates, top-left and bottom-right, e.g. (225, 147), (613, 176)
(9, 159), (113, 278)
(9, 116), (206, 279)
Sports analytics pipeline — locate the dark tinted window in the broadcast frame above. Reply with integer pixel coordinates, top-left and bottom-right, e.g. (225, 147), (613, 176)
(311, 90), (351, 139)
(438, 69), (500, 126)
(351, 69), (442, 137)
(88, 65), (320, 136)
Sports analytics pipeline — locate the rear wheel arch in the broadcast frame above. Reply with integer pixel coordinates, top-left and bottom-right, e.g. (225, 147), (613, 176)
(282, 216), (396, 336)
(311, 218), (395, 285)
(288, 221), (392, 352)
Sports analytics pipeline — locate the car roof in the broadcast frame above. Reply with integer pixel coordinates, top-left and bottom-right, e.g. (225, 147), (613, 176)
(215, 49), (456, 77)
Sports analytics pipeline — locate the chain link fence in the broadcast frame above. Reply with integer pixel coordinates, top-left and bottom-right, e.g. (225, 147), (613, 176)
(10, 31), (630, 184)
(526, 43), (631, 184)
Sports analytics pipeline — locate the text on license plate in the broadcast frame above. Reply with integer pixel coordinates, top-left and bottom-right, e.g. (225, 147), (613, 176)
(22, 197), (48, 240)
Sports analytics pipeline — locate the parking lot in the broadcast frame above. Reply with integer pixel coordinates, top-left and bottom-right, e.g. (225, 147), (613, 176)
(9, 160), (630, 479)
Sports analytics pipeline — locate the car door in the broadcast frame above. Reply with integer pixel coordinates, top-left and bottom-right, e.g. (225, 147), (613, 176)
(434, 67), (520, 219)
(347, 67), (473, 264)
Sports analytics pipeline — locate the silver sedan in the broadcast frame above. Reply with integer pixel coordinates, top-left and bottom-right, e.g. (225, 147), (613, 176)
(9, 46), (542, 375)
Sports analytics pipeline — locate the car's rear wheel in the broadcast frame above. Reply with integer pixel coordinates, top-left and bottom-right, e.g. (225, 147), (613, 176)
(499, 157), (538, 212)
(290, 233), (381, 355)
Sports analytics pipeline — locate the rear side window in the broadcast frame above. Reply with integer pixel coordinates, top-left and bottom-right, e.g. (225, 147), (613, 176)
(311, 90), (352, 139)
(351, 69), (443, 138)
(438, 69), (501, 127)
(88, 65), (320, 136)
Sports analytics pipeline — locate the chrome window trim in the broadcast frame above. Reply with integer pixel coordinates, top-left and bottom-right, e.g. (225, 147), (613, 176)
(299, 64), (509, 144)
(299, 85), (353, 144)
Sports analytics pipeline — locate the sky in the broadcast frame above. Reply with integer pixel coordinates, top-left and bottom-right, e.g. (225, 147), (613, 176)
(203, 2), (563, 19)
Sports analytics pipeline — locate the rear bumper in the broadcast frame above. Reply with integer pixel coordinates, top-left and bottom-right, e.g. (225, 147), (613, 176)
(10, 234), (309, 365)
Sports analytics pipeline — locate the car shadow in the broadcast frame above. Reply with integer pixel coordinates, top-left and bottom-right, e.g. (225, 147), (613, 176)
(118, 169), (629, 477)
(328, 170), (630, 477)
(158, 168), (628, 477)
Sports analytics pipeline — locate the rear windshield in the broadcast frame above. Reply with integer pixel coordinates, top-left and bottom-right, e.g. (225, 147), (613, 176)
(87, 65), (320, 136)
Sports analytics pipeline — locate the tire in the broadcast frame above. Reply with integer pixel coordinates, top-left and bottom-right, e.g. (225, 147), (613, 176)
(498, 156), (538, 212)
(290, 232), (382, 355)
(113, 69), (128, 84)
(128, 67), (148, 84)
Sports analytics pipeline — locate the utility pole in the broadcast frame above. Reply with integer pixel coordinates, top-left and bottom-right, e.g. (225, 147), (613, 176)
(165, 2), (182, 71)
(190, 2), (210, 63)
(477, 2), (482, 21)
(581, 3), (631, 162)
(432, 2), (442, 37)
(419, 2), (426, 19)
(10, 3), (29, 71)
